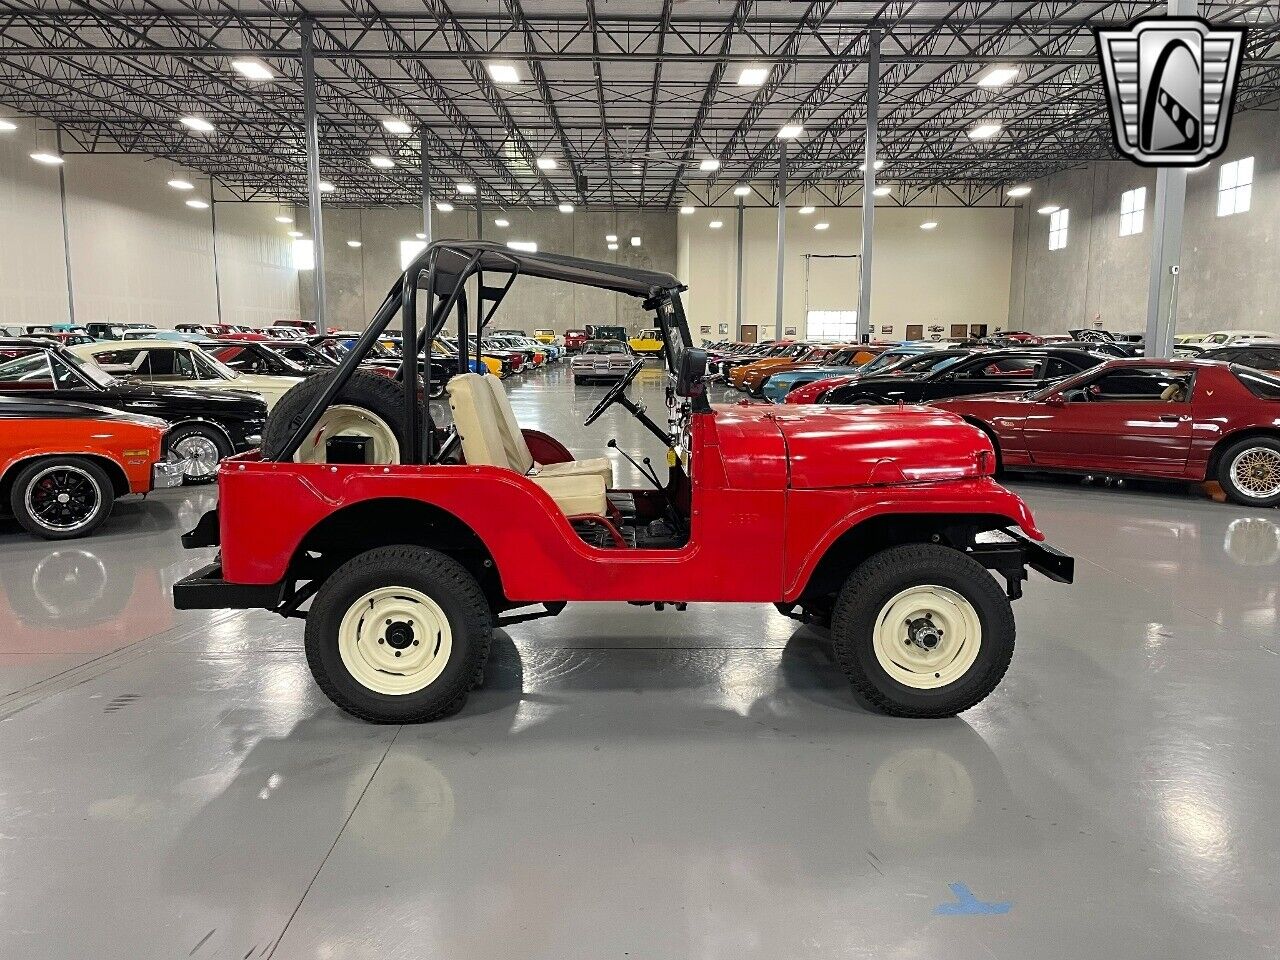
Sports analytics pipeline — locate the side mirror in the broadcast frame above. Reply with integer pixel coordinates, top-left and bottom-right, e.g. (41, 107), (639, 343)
(676, 347), (707, 397)
(1045, 394), (1065, 407)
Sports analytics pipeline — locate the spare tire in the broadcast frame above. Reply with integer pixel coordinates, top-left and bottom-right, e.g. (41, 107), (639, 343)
(262, 369), (415, 464)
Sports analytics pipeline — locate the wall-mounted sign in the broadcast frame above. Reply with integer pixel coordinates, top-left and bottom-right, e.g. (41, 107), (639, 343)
(784, 326), (797, 336)
(880, 325), (894, 334)
(928, 324), (945, 333)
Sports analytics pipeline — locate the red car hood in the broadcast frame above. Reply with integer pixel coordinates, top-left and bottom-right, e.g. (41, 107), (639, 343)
(713, 403), (996, 489)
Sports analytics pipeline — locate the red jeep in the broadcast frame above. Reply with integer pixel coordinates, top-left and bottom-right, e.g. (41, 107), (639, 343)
(174, 242), (1072, 723)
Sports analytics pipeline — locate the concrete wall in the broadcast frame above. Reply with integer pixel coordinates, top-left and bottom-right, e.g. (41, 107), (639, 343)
(0, 116), (298, 330)
(1009, 107), (1280, 337)
(677, 203), (1014, 343)
(297, 206), (677, 333)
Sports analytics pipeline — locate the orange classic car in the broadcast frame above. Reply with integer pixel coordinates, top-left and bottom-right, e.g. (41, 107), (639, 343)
(1, 396), (181, 539)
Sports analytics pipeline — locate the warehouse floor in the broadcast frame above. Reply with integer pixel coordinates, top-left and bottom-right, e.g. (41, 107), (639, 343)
(1, 365), (1277, 959)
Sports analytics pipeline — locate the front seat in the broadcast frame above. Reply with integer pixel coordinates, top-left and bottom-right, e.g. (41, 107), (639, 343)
(447, 374), (607, 517)
(480, 373), (613, 483)
(1160, 382), (1188, 402)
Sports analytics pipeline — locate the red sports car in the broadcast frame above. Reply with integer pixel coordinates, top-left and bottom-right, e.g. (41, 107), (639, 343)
(932, 359), (1280, 507)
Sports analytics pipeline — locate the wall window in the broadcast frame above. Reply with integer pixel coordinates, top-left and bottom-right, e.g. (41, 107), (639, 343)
(399, 239), (427, 270)
(1217, 157), (1254, 216)
(806, 310), (859, 340)
(1048, 208), (1069, 250)
(291, 238), (314, 271)
(1119, 187), (1146, 236)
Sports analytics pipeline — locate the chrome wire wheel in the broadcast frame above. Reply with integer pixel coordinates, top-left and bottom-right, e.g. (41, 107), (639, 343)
(871, 585), (983, 690)
(23, 465), (103, 534)
(168, 433), (221, 480)
(337, 586), (454, 695)
(296, 404), (401, 464)
(1228, 446), (1280, 501)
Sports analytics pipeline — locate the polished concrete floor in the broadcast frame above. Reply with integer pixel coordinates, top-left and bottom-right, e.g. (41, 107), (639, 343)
(2, 361), (1278, 959)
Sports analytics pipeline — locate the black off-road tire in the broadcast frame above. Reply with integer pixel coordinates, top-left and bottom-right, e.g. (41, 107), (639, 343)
(830, 544), (1015, 718)
(9, 456), (114, 540)
(305, 545), (493, 723)
(1217, 436), (1280, 508)
(261, 369), (409, 462)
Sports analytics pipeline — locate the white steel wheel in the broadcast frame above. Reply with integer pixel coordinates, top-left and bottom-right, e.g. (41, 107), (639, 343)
(337, 586), (453, 695)
(1228, 445), (1280, 501)
(168, 434), (221, 480)
(871, 585), (983, 690)
(295, 404), (401, 464)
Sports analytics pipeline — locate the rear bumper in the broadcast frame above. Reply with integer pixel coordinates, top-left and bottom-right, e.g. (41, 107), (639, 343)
(174, 561), (286, 610)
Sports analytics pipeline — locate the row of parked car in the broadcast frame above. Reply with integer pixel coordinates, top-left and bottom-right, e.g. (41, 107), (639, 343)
(707, 335), (1280, 508)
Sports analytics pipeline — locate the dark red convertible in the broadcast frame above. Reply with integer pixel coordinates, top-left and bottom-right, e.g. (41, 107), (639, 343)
(932, 359), (1280, 507)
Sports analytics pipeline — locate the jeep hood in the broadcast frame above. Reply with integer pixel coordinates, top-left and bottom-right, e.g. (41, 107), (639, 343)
(769, 404), (995, 488)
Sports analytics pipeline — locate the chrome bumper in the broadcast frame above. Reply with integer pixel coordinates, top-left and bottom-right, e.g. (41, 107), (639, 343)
(151, 460), (185, 489)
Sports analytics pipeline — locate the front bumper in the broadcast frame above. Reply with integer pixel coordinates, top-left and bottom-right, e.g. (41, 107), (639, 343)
(969, 528), (1074, 599)
(151, 460), (185, 489)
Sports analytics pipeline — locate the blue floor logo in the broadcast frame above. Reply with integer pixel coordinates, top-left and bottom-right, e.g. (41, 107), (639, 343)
(934, 882), (1013, 916)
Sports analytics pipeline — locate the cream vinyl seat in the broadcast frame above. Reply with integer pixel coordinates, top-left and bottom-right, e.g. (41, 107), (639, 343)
(479, 373), (613, 484)
(447, 374), (607, 517)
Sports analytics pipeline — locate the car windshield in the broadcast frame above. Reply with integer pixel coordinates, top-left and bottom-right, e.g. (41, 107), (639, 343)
(582, 342), (627, 355)
(859, 350), (912, 374)
(0, 347), (116, 390)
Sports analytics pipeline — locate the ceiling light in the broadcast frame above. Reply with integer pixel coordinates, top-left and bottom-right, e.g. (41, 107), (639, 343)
(535, 156), (557, 170)
(0, 119), (17, 132)
(488, 63), (521, 84)
(288, 230), (304, 237)
(977, 66), (1019, 88)
(347, 240), (362, 248)
(798, 205), (815, 215)
(274, 215), (293, 224)
(737, 66), (769, 87)
(30, 152), (63, 165)
(456, 182), (476, 195)
(630, 236), (641, 247)
(179, 116), (215, 133)
(1007, 184), (1032, 197)
(436, 201), (454, 212)
(507, 240), (537, 253)
(416, 233), (427, 240)
(381, 118), (412, 135)
(680, 205), (695, 215)
(607, 242), (619, 251)
(920, 221), (938, 230)
(559, 202), (574, 213)
(859, 159), (886, 172)
(186, 198), (209, 209)
(709, 220), (723, 229)
(230, 58), (274, 81)
(814, 222), (829, 231)
(873, 185), (892, 197)
(494, 218), (509, 228)
(606, 234), (618, 242)
(968, 122), (1002, 140)
(1037, 204), (1060, 215)
(777, 124), (804, 139)
(698, 158), (721, 172)
(734, 185), (751, 197)
(369, 155), (395, 169)
(167, 178), (194, 190)
(318, 181), (336, 193)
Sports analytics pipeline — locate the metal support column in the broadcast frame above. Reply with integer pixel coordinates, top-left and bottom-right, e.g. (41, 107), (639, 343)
(420, 129), (433, 244)
(857, 29), (881, 343)
(1144, 0), (1197, 358)
(774, 141), (787, 341)
(735, 195), (745, 339)
(301, 17), (326, 330)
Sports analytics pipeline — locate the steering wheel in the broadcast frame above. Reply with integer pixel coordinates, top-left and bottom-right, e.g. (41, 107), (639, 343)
(584, 359), (644, 427)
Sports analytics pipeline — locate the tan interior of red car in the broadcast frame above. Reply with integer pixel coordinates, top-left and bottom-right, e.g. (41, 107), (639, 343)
(479, 374), (613, 483)
(447, 373), (608, 517)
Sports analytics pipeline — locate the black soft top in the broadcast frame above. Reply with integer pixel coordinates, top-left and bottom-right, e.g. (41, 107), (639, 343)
(423, 240), (682, 300)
